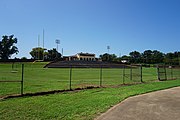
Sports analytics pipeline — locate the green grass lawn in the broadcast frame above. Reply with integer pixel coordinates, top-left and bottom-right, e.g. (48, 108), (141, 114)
(0, 62), (180, 120)
(0, 62), (179, 97)
(0, 80), (180, 120)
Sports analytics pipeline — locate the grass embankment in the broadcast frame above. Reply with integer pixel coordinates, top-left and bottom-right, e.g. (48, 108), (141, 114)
(0, 79), (180, 120)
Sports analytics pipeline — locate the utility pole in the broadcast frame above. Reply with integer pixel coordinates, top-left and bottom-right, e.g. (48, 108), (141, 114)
(62, 48), (63, 58)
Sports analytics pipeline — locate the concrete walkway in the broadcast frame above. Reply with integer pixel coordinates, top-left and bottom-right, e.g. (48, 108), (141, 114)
(95, 87), (180, 120)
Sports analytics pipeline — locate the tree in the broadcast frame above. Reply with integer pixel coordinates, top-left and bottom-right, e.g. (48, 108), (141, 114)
(174, 51), (180, 65)
(142, 50), (153, 64)
(30, 47), (46, 60)
(129, 51), (141, 63)
(151, 50), (164, 64)
(165, 51), (180, 65)
(141, 50), (164, 64)
(99, 53), (117, 62)
(0, 35), (19, 60)
(47, 48), (61, 60)
(99, 53), (109, 61)
(30, 47), (61, 60)
(21, 57), (27, 60)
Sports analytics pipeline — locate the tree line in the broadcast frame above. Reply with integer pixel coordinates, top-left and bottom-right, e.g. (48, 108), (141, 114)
(0, 35), (179, 65)
(100, 50), (180, 65)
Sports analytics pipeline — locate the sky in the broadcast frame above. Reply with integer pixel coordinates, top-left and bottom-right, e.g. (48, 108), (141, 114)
(0, 0), (180, 58)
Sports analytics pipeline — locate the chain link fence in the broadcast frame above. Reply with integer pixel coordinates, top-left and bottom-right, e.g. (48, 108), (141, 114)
(0, 63), (180, 98)
(157, 65), (180, 81)
(0, 63), (24, 97)
(123, 65), (142, 84)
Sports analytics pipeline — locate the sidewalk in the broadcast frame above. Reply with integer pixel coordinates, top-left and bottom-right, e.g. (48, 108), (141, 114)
(95, 87), (180, 120)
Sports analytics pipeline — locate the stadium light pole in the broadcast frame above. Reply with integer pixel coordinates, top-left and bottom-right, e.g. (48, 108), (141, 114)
(62, 48), (63, 58)
(55, 39), (60, 58)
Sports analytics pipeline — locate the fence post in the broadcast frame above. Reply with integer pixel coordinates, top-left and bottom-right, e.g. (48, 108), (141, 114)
(21, 64), (24, 95)
(12, 62), (14, 71)
(171, 66), (173, 79)
(164, 66), (167, 80)
(69, 66), (72, 90)
(140, 65), (143, 82)
(100, 66), (102, 87)
(157, 65), (160, 80)
(123, 65), (125, 84)
(130, 65), (132, 81)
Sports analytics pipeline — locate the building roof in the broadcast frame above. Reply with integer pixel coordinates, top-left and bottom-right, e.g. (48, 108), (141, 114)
(77, 52), (95, 57)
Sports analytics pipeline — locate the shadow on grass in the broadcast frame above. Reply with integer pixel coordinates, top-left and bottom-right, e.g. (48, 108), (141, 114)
(1, 78), (178, 100)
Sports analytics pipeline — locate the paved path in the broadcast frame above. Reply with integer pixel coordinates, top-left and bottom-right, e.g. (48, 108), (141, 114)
(95, 87), (180, 120)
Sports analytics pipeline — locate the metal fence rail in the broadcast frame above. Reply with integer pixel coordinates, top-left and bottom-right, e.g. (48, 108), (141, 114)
(123, 65), (142, 84)
(157, 65), (179, 81)
(0, 63), (179, 98)
(0, 64), (24, 96)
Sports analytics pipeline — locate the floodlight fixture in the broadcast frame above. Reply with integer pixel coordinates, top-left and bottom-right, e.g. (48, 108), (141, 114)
(55, 39), (60, 52)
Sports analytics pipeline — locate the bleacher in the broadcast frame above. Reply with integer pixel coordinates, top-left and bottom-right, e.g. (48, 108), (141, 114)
(44, 60), (125, 68)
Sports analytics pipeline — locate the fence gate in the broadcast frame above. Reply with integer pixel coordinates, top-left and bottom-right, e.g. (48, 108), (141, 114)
(123, 65), (142, 84)
(157, 65), (167, 81)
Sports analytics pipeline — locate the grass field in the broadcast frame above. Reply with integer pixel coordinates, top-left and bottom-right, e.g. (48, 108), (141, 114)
(0, 62), (179, 97)
(0, 62), (153, 97)
(0, 80), (180, 120)
(0, 62), (180, 119)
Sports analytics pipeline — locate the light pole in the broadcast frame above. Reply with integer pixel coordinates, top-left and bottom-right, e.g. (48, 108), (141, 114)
(55, 39), (60, 58)
(62, 48), (63, 58)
